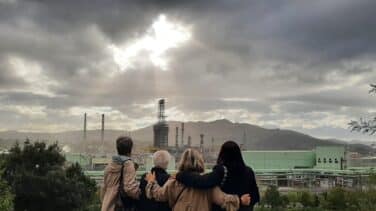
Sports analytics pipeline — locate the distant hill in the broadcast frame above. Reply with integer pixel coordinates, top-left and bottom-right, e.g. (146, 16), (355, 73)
(0, 119), (374, 154)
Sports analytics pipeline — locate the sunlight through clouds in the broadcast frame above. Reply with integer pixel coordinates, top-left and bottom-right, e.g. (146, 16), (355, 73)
(109, 14), (191, 71)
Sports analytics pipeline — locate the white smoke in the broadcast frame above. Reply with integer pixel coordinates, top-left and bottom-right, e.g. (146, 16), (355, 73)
(62, 145), (71, 153)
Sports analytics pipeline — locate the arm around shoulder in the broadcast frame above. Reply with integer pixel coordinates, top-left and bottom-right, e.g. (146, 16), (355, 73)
(175, 165), (224, 189)
(145, 178), (172, 202)
(211, 186), (240, 211)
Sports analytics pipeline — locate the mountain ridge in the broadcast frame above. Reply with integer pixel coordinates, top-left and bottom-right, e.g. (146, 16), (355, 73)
(0, 119), (373, 154)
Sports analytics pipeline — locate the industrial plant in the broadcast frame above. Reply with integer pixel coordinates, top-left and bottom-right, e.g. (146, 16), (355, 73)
(59, 99), (376, 191)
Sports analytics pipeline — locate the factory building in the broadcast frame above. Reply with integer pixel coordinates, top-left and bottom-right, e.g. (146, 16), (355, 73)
(241, 146), (372, 190)
(242, 146), (346, 170)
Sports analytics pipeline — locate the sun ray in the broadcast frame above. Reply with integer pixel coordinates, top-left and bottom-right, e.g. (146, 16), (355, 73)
(109, 14), (191, 72)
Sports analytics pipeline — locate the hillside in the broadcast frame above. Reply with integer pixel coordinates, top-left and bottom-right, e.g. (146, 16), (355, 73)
(0, 119), (373, 154)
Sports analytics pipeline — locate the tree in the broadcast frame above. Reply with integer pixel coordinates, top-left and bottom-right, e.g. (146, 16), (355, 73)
(349, 84), (376, 134)
(321, 187), (347, 210)
(0, 157), (14, 211)
(299, 191), (315, 208)
(1, 141), (97, 211)
(262, 185), (287, 209)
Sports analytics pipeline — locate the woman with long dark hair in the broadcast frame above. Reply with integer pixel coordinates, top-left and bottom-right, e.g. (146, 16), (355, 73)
(144, 148), (249, 211)
(175, 141), (260, 211)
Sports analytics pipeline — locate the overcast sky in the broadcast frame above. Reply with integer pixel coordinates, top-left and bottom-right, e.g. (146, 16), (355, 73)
(1, 0), (376, 142)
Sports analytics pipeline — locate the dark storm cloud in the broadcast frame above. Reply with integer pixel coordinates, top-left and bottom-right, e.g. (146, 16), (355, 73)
(1, 0), (376, 141)
(264, 0), (376, 62)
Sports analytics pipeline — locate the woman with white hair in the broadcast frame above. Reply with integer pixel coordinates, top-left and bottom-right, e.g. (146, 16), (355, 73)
(145, 148), (250, 211)
(138, 150), (172, 211)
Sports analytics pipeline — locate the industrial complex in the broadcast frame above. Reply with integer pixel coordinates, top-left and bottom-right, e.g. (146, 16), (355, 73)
(62, 99), (376, 190)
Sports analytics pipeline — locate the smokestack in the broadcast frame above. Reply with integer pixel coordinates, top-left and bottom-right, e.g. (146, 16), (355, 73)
(211, 137), (215, 153)
(83, 113), (87, 141)
(200, 134), (204, 153)
(181, 123), (184, 147)
(101, 114), (104, 153)
(83, 113), (87, 154)
(242, 130), (247, 150)
(175, 127), (179, 148)
(188, 136), (191, 147)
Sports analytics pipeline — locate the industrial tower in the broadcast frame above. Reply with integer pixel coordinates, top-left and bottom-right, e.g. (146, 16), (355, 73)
(153, 99), (169, 148)
(83, 113), (87, 153)
(101, 114), (105, 154)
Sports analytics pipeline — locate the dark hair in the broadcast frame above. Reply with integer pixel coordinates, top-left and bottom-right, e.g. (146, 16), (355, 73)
(116, 136), (133, 155)
(217, 140), (246, 172)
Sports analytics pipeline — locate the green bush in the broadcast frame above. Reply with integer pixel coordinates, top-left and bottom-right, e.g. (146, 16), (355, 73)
(261, 186), (289, 209)
(0, 157), (13, 211)
(1, 141), (97, 211)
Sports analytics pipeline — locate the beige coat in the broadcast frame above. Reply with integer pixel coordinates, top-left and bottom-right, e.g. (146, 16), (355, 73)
(146, 179), (239, 211)
(101, 160), (140, 211)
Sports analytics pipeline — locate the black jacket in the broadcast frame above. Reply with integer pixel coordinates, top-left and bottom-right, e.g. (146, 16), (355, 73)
(176, 164), (260, 211)
(138, 167), (171, 211)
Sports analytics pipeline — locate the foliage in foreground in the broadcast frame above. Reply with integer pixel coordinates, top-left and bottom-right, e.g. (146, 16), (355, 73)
(0, 157), (14, 211)
(257, 185), (376, 211)
(1, 141), (98, 211)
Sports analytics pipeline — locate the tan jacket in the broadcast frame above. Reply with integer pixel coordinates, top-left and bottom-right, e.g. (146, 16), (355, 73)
(101, 160), (140, 211)
(146, 179), (239, 211)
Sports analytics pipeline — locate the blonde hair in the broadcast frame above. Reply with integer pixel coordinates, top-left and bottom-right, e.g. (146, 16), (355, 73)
(178, 148), (205, 173)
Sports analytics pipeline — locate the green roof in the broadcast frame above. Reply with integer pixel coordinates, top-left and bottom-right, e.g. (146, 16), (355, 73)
(242, 150), (316, 170)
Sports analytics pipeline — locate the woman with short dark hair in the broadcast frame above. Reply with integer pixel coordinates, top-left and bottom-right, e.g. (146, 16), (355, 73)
(101, 136), (140, 211)
(176, 141), (260, 211)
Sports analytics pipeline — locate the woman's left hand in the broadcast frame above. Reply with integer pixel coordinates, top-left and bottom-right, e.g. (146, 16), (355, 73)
(145, 172), (156, 183)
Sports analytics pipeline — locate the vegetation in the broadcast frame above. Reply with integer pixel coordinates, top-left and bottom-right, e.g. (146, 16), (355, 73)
(349, 84), (376, 135)
(0, 141), (98, 211)
(0, 157), (14, 211)
(256, 185), (376, 211)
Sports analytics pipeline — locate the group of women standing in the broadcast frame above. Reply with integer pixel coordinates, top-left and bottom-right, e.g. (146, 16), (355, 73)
(145, 140), (260, 211)
(101, 136), (259, 211)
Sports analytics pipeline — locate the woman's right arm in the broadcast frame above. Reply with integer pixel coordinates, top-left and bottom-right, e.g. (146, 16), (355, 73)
(175, 165), (225, 189)
(211, 187), (240, 211)
(145, 179), (171, 202)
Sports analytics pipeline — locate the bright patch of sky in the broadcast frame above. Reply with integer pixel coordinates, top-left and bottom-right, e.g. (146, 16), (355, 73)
(109, 14), (191, 71)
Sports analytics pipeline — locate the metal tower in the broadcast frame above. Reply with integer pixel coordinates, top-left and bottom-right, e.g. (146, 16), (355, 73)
(188, 136), (192, 147)
(101, 114), (105, 154)
(153, 99), (169, 148)
(83, 113), (87, 153)
(200, 134), (204, 153)
(181, 123), (184, 147)
(175, 127), (179, 148)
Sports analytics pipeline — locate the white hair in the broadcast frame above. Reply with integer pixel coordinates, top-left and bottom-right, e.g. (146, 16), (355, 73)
(153, 150), (171, 169)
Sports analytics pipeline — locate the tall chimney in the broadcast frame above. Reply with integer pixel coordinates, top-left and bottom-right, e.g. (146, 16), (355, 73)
(188, 136), (192, 147)
(175, 127), (179, 148)
(200, 134), (204, 153)
(181, 123), (184, 147)
(211, 137), (215, 153)
(101, 114), (105, 154)
(242, 130), (247, 150)
(83, 113), (87, 154)
(83, 113), (87, 141)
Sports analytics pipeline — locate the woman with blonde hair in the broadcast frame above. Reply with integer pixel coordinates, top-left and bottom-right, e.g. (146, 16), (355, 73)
(145, 148), (250, 211)
(176, 141), (260, 211)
